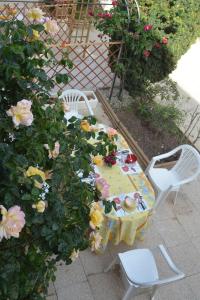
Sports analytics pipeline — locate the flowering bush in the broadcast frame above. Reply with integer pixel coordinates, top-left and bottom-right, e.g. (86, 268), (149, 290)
(0, 7), (116, 300)
(92, 0), (200, 95)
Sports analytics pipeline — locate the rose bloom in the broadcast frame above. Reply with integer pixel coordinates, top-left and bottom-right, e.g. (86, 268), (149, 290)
(6, 7), (17, 16)
(32, 200), (46, 213)
(88, 10), (94, 17)
(32, 29), (40, 40)
(60, 41), (68, 48)
(162, 37), (168, 44)
(104, 12), (112, 19)
(143, 50), (150, 57)
(70, 249), (79, 262)
(154, 42), (161, 49)
(26, 166), (46, 181)
(92, 155), (104, 167)
(107, 127), (117, 138)
(44, 141), (60, 159)
(6, 99), (33, 127)
(0, 205), (25, 241)
(44, 19), (59, 35)
(26, 8), (44, 22)
(80, 120), (91, 132)
(62, 101), (70, 112)
(144, 24), (153, 31)
(112, 0), (118, 6)
(90, 231), (102, 252)
(90, 209), (104, 230)
(96, 177), (110, 198)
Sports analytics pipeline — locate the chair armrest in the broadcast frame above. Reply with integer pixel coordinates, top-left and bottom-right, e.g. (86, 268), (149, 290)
(152, 147), (180, 162)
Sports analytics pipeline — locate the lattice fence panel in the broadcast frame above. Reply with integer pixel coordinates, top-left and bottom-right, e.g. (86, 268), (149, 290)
(48, 41), (122, 92)
(0, 1), (121, 91)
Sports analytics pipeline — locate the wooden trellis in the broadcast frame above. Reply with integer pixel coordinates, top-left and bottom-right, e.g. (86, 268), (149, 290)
(0, 1), (122, 90)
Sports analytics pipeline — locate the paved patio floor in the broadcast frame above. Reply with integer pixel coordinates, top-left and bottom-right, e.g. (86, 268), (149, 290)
(47, 103), (200, 300)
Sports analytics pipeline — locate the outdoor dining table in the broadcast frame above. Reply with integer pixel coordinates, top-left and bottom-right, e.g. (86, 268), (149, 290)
(92, 124), (156, 252)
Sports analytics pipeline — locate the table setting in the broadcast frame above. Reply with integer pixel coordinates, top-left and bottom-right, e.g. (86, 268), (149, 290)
(86, 123), (155, 252)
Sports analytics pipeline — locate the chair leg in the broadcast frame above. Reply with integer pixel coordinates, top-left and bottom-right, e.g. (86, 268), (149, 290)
(154, 191), (164, 209)
(104, 256), (118, 273)
(150, 286), (157, 300)
(173, 187), (180, 207)
(154, 190), (170, 209)
(122, 286), (133, 300)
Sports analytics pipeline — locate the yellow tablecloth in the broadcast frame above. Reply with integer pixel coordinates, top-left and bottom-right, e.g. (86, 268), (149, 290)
(94, 130), (155, 251)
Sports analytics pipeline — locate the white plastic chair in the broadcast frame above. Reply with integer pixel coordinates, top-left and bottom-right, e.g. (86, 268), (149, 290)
(145, 144), (200, 208)
(105, 244), (185, 300)
(59, 89), (94, 120)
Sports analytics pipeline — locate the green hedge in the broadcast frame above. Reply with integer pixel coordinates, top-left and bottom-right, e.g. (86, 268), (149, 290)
(94, 0), (200, 95)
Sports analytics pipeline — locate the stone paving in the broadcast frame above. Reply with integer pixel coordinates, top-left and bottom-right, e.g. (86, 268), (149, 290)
(46, 103), (200, 300)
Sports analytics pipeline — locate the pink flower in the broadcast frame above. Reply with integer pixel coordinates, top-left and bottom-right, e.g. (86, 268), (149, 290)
(162, 37), (168, 44)
(107, 127), (117, 138)
(96, 177), (110, 198)
(154, 42), (161, 48)
(97, 12), (103, 18)
(6, 99), (33, 127)
(104, 12), (112, 19)
(143, 50), (150, 57)
(88, 10), (94, 16)
(112, 0), (118, 6)
(0, 205), (25, 241)
(144, 24), (153, 31)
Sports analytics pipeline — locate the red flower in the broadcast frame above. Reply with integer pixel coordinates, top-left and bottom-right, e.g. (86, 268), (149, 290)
(144, 24), (153, 31)
(112, 0), (118, 6)
(97, 12), (103, 18)
(154, 42), (161, 48)
(104, 12), (112, 18)
(88, 10), (94, 17)
(143, 50), (150, 57)
(162, 37), (168, 44)
(104, 153), (116, 167)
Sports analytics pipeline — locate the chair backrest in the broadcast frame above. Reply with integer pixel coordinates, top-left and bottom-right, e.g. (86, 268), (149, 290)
(172, 144), (200, 183)
(59, 89), (89, 113)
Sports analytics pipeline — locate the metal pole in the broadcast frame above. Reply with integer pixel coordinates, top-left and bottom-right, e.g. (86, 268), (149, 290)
(108, 42), (123, 100)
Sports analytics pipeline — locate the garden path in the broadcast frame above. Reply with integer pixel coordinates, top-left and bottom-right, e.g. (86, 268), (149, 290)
(47, 102), (200, 300)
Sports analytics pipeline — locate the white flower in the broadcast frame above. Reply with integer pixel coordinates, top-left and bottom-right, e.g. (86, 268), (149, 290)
(6, 99), (33, 127)
(44, 19), (59, 35)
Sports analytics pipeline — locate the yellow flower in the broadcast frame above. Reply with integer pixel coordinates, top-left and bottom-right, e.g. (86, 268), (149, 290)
(44, 141), (60, 159)
(32, 200), (46, 213)
(80, 120), (91, 132)
(92, 155), (103, 166)
(70, 249), (79, 262)
(44, 19), (59, 35)
(0, 15), (10, 20)
(90, 231), (102, 252)
(26, 8), (44, 21)
(32, 29), (40, 40)
(6, 7), (17, 16)
(90, 206), (104, 230)
(26, 166), (46, 181)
